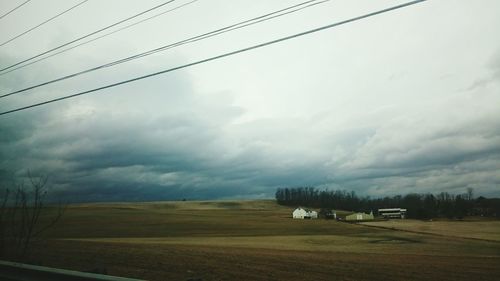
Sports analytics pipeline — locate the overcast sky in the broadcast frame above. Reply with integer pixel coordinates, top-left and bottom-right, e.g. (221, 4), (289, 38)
(0, 0), (499, 202)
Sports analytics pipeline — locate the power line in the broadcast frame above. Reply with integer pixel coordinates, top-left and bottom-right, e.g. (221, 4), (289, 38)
(0, 0), (89, 47)
(0, 0), (427, 117)
(0, 0), (177, 74)
(0, 0), (32, 21)
(0, 0), (326, 98)
(0, 0), (200, 76)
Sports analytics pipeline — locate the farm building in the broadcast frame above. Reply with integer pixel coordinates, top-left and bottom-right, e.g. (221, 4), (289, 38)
(325, 210), (337, 219)
(292, 207), (318, 219)
(345, 212), (374, 221)
(378, 208), (407, 219)
(309, 210), (318, 219)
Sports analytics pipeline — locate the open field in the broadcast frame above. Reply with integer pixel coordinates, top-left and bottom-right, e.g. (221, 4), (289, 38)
(360, 219), (500, 241)
(29, 200), (500, 281)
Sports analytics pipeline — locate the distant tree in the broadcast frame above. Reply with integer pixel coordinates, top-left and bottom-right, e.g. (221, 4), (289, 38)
(319, 208), (335, 219)
(437, 192), (454, 219)
(474, 196), (500, 217)
(402, 193), (422, 218)
(466, 187), (474, 201)
(454, 195), (467, 219)
(422, 194), (437, 219)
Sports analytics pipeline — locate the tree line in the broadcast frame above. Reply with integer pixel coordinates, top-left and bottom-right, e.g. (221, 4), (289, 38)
(275, 186), (500, 219)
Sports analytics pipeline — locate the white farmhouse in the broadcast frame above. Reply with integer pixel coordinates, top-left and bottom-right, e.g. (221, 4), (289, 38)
(293, 207), (308, 219)
(292, 207), (318, 219)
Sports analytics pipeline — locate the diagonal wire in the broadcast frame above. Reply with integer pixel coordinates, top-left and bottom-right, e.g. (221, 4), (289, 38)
(0, 0), (428, 116)
(0, 0), (177, 73)
(0, 0), (199, 76)
(0, 0), (32, 21)
(0, 0), (89, 47)
(0, 0), (325, 98)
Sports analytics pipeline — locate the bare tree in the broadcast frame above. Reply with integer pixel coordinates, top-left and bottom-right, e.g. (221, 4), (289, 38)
(0, 188), (10, 256)
(466, 187), (474, 201)
(0, 173), (64, 261)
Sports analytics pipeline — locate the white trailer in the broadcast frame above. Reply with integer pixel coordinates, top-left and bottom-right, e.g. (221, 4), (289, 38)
(378, 208), (407, 219)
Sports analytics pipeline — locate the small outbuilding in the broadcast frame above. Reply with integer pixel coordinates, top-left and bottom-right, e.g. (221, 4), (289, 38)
(309, 210), (318, 219)
(292, 207), (318, 219)
(345, 212), (374, 221)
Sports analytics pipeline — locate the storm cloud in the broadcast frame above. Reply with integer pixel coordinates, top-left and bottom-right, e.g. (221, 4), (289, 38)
(0, 0), (499, 202)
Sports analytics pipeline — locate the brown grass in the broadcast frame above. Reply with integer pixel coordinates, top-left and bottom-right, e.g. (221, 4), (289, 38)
(34, 240), (500, 281)
(28, 200), (500, 281)
(360, 219), (500, 241)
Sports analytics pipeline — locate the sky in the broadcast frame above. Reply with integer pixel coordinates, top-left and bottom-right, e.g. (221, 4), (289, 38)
(0, 0), (499, 202)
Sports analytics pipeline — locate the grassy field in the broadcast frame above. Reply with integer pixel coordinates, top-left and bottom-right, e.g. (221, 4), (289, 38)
(360, 219), (500, 241)
(29, 200), (500, 281)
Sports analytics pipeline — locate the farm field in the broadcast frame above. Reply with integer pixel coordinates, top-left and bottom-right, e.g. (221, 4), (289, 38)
(30, 200), (500, 281)
(360, 219), (500, 241)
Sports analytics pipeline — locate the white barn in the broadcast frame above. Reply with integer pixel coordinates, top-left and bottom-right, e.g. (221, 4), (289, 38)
(292, 207), (318, 219)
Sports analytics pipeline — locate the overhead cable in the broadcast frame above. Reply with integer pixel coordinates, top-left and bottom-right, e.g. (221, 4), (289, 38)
(0, 0), (32, 21)
(0, 0), (427, 116)
(0, 0), (326, 98)
(0, 0), (177, 73)
(0, 0), (89, 47)
(0, 0), (199, 76)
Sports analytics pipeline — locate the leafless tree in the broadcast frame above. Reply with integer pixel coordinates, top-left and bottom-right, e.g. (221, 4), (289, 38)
(0, 173), (64, 261)
(466, 187), (474, 201)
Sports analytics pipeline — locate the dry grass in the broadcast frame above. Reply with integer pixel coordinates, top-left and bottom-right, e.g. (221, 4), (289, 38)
(360, 219), (500, 241)
(29, 200), (500, 281)
(67, 232), (500, 257)
(34, 239), (500, 281)
(41, 200), (362, 238)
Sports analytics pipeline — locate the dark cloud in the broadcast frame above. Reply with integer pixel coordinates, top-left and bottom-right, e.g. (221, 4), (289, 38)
(1, 73), (500, 202)
(1, 2), (500, 202)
